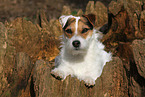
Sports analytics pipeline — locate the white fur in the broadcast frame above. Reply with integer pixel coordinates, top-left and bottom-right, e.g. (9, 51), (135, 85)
(52, 15), (112, 86)
(74, 17), (80, 34)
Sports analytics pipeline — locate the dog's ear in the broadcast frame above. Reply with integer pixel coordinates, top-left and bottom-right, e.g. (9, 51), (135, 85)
(59, 15), (73, 28)
(82, 14), (96, 27)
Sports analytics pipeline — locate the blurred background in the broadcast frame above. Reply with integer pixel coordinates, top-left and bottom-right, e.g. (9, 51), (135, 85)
(0, 0), (112, 22)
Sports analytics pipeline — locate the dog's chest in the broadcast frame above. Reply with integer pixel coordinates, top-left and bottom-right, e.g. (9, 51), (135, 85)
(65, 50), (97, 74)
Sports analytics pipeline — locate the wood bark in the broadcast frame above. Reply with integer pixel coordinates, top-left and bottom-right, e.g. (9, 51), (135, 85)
(0, 0), (145, 97)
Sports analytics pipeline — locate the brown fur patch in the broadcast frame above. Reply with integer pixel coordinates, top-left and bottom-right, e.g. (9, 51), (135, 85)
(82, 14), (96, 27)
(63, 18), (75, 38)
(63, 17), (94, 39)
(77, 17), (93, 39)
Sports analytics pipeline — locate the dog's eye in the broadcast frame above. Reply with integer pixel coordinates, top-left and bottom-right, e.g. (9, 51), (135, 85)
(82, 28), (89, 34)
(65, 29), (72, 34)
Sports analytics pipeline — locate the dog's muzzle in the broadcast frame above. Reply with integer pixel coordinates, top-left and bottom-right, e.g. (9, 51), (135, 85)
(72, 40), (80, 50)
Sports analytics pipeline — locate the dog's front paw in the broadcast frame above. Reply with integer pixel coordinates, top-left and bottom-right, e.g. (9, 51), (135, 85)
(51, 69), (65, 80)
(84, 77), (95, 88)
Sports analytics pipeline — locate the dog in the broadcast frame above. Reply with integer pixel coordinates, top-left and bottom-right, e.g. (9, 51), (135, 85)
(51, 14), (112, 87)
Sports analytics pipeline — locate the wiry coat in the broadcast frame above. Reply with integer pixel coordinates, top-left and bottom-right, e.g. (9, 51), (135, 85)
(51, 14), (112, 86)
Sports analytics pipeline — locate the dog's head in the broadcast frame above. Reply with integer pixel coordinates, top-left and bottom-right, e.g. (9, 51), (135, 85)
(59, 14), (96, 55)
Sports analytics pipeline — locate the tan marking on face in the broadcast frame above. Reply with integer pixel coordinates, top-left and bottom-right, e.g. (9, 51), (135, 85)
(77, 17), (93, 39)
(63, 17), (93, 39)
(63, 18), (76, 38)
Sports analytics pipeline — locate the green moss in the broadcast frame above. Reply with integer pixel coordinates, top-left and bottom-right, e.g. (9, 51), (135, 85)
(23, 17), (30, 21)
(5, 91), (11, 96)
(71, 11), (77, 15)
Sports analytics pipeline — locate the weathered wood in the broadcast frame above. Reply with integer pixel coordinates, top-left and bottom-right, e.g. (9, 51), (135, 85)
(33, 57), (127, 97)
(0, 0), (145, 97)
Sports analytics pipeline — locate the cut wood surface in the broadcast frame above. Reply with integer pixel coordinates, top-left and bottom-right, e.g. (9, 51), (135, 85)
(0, 0), (145, 97)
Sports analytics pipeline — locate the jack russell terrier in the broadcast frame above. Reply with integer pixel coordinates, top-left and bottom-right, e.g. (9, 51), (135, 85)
(51, 14), (112, 87)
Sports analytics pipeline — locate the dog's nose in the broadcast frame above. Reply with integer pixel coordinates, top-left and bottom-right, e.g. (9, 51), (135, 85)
(72, 40), (80, 48)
